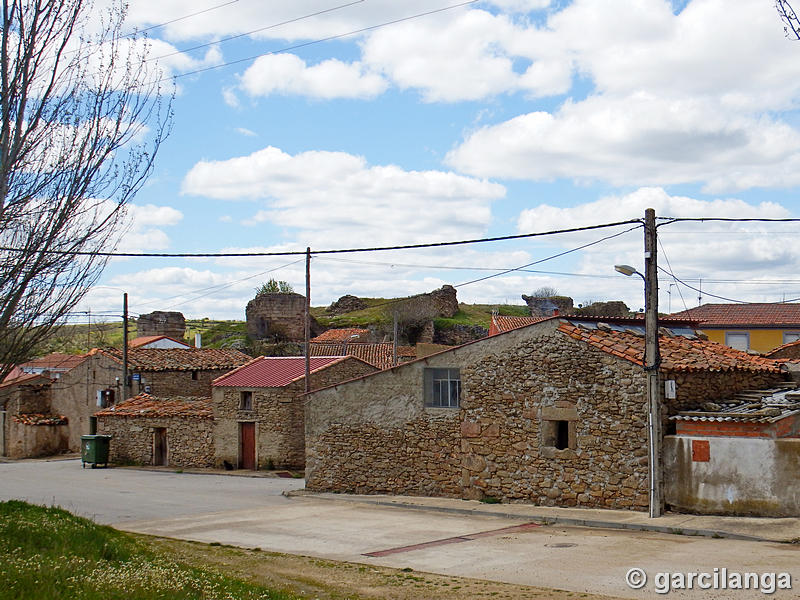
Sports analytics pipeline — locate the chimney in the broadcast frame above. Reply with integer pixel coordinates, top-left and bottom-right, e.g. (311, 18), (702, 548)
(552, 308), (559, 316)
(194, 333), (202, 348)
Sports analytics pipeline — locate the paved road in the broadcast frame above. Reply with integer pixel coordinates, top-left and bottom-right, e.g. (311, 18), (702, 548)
(0, 458), (303, 523)
(2, 458), (798, 599)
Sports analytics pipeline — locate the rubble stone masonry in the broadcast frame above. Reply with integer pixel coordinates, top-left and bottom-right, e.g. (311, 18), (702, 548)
(213, 357), (377, 470)
(98, 414), (213, 467)
(306, 320), (784, 510)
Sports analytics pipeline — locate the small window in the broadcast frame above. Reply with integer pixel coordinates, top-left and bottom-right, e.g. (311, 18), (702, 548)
(784, 332), (800, 345)
(191, 370), (199, 380)
(543, 419), (575, 450)
(725, 332), (749, 351)
(239, 391), (253, 411)
(424, 368), (461, 408)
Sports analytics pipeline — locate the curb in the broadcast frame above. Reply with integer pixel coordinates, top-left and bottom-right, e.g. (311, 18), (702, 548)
(285, 490), (777, 544)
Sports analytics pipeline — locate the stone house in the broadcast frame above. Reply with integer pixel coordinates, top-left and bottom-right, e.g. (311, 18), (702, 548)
(96, 393), (213, 467)
(0, 373), (68, 458)
(212, 356), (378, 470)
(305, 317), (783, 511)
(51, 347), (250, 451)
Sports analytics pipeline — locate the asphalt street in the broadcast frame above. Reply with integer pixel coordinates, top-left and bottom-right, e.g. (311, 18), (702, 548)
(2, 458), (798, 599)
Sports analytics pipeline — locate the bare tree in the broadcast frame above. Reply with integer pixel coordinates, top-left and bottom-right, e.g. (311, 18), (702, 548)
(0, 0), (172, 379)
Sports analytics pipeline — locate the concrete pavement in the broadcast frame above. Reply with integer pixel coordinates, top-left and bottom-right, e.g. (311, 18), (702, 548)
(2, 458), (798, 599)
(291, 490), (800, 543)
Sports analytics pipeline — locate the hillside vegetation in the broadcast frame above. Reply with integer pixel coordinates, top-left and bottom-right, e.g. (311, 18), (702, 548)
(34, 300), (531, 357)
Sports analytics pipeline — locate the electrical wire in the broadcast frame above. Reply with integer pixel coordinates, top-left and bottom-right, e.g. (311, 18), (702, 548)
(454, 226), (640, 288)
(0, 219), (643, 258)
(657, 266), (751, 305)
(126, 0), (243, 38)
(165, 0), (479, 82)
(149, 0), (366, 62)
(657, 239), (690, 314)
(658, 217), (800, 226)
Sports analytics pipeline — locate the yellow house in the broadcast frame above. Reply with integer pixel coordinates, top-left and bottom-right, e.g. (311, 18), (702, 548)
(670, 303), (800, 353)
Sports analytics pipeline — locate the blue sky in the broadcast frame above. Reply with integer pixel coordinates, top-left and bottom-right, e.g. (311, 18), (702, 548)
(79, 0), (800, 321)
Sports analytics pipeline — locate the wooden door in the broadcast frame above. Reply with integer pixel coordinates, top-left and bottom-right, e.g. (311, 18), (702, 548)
(153, 428), (167, 466)
(239, 422), (256, 470)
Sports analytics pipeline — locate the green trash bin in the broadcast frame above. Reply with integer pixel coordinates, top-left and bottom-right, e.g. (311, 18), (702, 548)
(81, 435), (112, 469)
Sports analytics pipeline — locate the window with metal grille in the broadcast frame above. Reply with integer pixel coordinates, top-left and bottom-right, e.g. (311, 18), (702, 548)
(424, 368), (461, 408)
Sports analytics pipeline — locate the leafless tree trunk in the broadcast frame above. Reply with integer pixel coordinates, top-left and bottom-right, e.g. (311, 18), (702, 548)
(0, 0), (172, 380)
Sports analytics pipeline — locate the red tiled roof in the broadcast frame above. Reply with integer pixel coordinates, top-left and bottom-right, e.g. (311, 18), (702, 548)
(765, 339), (800, 358)
(311, 328), (370, 343)
(21, 352), (86, 371)
(308, 342), (414, 370)
(95, 393), (212, 418)
(213, 356), (353, 387)
(557, 322), (781, 373)
(129, 335), (190, 348)
(0, 373), (53, 389)
(489, 315), (552, 336)
(94, 347), (251, 372)
(12, 413), (68, 426)
(670, 303), (800, 327)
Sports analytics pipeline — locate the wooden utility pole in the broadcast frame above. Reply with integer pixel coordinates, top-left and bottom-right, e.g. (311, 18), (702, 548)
(644, 208), (662, 518)
(122, 293), (129, 402)
(305, 247), (311, 394)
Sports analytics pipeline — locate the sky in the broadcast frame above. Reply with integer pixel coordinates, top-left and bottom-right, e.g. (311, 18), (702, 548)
(74, 0), (800, 322)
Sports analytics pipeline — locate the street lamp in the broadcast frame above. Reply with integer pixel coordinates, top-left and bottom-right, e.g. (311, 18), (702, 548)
(614, 258), (662, 519)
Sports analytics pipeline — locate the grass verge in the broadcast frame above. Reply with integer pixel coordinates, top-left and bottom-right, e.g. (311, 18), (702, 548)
(0, 500), (297, 600)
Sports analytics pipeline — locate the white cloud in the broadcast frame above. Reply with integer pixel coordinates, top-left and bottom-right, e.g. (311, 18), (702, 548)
(235, 127), (257, 137)
(517, 188), (800, 309)
(117, 203), (184, 252)
(181, 146), (505, 248)
(222, 87), (240, 108)
(239, 54), (387, 100)
(446, 94), (800, 192)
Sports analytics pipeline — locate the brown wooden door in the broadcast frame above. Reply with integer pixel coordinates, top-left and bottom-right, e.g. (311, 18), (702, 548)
(153, 428), (167, 466)
(239, 422), (256, 470)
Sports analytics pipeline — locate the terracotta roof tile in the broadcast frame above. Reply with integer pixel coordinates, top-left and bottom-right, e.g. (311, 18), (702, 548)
(0, 373), (52, 389)
(557, 322), (781, 373)
(96, 347), (251, 372)
(213, 356), (355, 388)
(308, 342), (413, 370)
(670, 303), (800, 327)
(310, 328), (370, 343)
(21, 352), (86, 371)
(95, 393), (212, 418)
(489, 315), (552, 335)
(12, 413), (68, 426)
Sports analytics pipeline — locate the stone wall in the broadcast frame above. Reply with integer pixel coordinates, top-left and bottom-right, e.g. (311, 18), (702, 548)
(246, 292), (311, 341)
(3, 420), (68, 459)
(521, 295), (574, 316)
(51, 353), (122, 451)
(97, 415), (213, 467)
(130, 369), (230, 398)
(213, 357), (377, 469)
(306, 321), (786, 511)
(137, 311), (186, 340)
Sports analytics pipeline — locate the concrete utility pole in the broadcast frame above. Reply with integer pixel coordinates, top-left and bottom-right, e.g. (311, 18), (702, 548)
(305, 247), (311, 394)
(122, 293), (129, 402)
(644, 208), (662, 518)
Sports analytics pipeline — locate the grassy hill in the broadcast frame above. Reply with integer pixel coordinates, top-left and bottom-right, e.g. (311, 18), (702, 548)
(34, 300), (531, 357)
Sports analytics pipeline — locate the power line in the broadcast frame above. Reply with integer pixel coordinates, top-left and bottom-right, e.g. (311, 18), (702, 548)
(657, 238), (690, 313)
(149, 0), (365, 62)
(658, 217), (800, 226)
(166, 0), (479, 82)
(127, 0), (243, 38)
(0, 219), (642, 258)
(454, 226), (640, 288)
(657, 266), (750, 304)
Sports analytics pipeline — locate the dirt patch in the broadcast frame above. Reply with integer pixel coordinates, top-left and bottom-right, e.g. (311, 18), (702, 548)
(146, 536), (626, 600)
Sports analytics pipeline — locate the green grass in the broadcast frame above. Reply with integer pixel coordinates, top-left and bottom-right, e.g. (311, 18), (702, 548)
(0, 501), (299, 600)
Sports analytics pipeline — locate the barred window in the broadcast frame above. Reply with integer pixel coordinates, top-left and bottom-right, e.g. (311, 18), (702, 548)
(424, 368), (461, 408)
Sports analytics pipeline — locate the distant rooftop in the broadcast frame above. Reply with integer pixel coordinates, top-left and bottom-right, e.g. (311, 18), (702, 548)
(670, 303), (800, 327)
